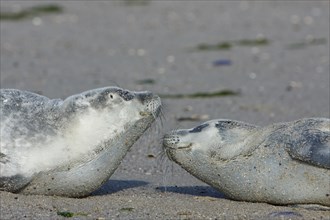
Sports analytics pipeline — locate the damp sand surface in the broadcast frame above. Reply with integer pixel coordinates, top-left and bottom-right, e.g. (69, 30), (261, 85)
(1, 1), (329, 219)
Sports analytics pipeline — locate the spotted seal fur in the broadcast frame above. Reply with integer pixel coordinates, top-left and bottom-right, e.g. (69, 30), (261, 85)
(0, 87), (161, 197)
(163, 118), (330, 206)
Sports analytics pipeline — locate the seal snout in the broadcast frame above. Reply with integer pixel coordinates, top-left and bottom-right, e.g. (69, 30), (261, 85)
(163, 133), (182, 160)
(163, 131), (194, 161)
(136, 92), (162, 117)
(163, 130), (191, 149)
(163, 133), (181, 148)
(146, 95), (162, 117)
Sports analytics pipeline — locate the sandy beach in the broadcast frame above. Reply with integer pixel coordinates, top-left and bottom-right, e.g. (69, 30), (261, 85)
(1, 1), (329, 219)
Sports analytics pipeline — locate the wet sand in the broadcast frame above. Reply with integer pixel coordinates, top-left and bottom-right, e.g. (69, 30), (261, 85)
(1, 1), (329, 219)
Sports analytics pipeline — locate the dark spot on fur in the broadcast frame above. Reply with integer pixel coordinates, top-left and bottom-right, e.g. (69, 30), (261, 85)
(189, 123), (209, 133)
(0, 152), (9, 164)
(84, 93), (93, 98)
(210, 150), (217, 158)
(215, 120), (239, 131)
(118, 90), (135, 101)
(326, 194), (329, 197)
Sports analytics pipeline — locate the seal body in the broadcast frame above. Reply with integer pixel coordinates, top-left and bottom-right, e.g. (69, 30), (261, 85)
(0, 87), (161, 197)
(163, 118), (330, 206)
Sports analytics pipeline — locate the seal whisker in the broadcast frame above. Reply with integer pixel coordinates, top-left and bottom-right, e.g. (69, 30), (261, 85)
(157, 103), (167, 129)
(158, 153), (175, 193)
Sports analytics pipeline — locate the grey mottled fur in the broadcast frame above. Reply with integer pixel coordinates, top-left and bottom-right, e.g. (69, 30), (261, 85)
(0, 87), (161, 197)
(163, 118), (330, 206)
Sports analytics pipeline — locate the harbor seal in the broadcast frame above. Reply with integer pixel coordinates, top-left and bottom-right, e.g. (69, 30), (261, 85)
(163, 118), (330, 206)
(0, 87), (161, 197)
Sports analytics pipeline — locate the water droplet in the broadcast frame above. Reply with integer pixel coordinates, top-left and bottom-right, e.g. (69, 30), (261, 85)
(303, 16), (313, 25)
(108, 49), (116, 56)
(249, 72), (257, 79)
(290, 15), (300, 24)
(157, 68), (165, 74)
(316, 66), (324, 73)
(311, 7), (321, 17)
(251, 47), (260, 55)
(32, 17), (42, 26)
(261, 53), (270, 60)
(128, 49), (135, 56)
(239, 1), (249, 11)
(167, 55), (175, 63)
(137, 49), (146, 56)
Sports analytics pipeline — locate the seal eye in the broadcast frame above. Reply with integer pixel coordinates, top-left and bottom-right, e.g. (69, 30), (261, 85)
(190, 124), (209, 133)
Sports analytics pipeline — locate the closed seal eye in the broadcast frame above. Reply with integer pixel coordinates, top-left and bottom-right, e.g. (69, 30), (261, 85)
(189, 123), (209, 133)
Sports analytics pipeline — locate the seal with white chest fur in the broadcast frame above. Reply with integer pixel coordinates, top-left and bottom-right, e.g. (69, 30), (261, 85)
(0, 87), (161, 197)
(163, 118), (330, 206)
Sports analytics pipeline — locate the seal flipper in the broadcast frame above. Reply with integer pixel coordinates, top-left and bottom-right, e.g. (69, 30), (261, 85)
(0, 152), (9, 164)
(286, 129), (330, 169)
(1, 152), (33, 192)
(0, 174), (32, 193)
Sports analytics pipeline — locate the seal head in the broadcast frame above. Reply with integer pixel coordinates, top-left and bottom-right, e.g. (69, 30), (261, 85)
(1, 87), (161, 197)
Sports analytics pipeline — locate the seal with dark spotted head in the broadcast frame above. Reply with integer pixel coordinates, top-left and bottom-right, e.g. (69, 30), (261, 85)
(0, 87), (161, 197)
(163, 118), (330, 206)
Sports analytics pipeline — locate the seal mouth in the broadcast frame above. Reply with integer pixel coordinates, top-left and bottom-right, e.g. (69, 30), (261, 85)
(163, 138), (192, 162)
(163, 143), (192, 150)
(162, 133), (192, 150)
(177, 143), (193, 149)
